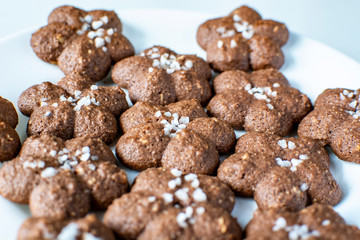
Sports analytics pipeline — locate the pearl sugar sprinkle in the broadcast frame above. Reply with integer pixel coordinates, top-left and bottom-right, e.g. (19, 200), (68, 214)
(143, 47), (193, 74)
(155, 111), (190, 137)
(245, 84), (277, 110)
(78, 14), (115, 52)
(341, 89), (360, 119)
(272, 217), (321, 239)
(216, 14), (254, 40)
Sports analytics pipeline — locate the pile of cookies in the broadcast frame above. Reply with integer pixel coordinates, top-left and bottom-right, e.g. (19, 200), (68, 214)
(0, 4), (359, 240)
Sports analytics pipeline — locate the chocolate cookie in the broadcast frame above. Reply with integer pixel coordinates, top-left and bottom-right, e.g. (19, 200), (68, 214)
(218, 131), (341, 211)
(18, 74), (128, 144)
(18, 214), (115, 240)
(112, 45), (212, 105)
(0, 134), (128, 219)
(207, 68), (312, 136)
(197, 5), (289, 72)
(0, 96), (21, 162)
(298, 88), (360, 164)
(246, 204), (360, 239)
(104, 167), (241, 239)
(116, 99), (236, 174)
(31, 5), (134, 81)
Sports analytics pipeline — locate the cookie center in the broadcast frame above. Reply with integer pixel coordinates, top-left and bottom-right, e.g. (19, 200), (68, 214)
(77, 15), (116, 52)
(155, 110), (190, 137)
(216, 14), (254, 40)
(141, 47), (193, 74)
(40, 85), (101, 115)
(275, 139), (309, 172)
(245, 83), (280, 110)
(22, 145), (99, 178)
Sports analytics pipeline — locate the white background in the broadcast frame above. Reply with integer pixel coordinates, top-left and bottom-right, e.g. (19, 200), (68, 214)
(1, 0), (360, 63)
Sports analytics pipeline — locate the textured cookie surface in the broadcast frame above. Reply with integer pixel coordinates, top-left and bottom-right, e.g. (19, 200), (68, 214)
(0, 134), (128, 219)
(218, 131), (341, 211)
(116, 99), (236, 174)
(112, 45), (212, 105)
(0, 96), (21, 162)
(18, 73), (128, 144)
(207, 68), (312, 136)
(299, 88), (360, 163)
(104, 168), (241, 240)
(246, 204), (360, 240)
(31, 5), (134, 81)
(18, 214), (115, 240)
(197, 5), (289, 72)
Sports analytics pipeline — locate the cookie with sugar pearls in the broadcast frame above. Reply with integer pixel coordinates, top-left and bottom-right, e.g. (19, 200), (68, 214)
(218, 131), (341, 211)
(31, 5), (134, 81)
(116, 99), (235, 174)
(0, 134), (128, 219)
(299, 88), (360, 164)
(112, 45), (212, 106)
(104, 167), (240, 240)
(197, 5), (288, 72)
(207, 68), (311, 136)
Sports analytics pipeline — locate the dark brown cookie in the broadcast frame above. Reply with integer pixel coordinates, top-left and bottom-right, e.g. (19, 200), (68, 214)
(29, 170), (90, 219)
(138, 203), (242, 240)
(18, 78), (128, 144)
(116, 99), (235, 174)
(207, 69), (312, 136)
(31, 5), (134, 81)
(131, 168), (235, 212)
(218, 131), (341, 211)
(104, 168), (239, 239)
(246, 204), (360, 240)
(0, 134), (128, 219)
(298, 88), (360, 163)
(112, 45), (212, 105)
(197, 5), (289, 72)
(18, 214), (115, 240)
(0, 96), (21, 162)
(187, 117), (236, 154)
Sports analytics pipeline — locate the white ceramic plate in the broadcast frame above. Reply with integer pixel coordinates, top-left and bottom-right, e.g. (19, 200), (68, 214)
(1, 9), (360, 240)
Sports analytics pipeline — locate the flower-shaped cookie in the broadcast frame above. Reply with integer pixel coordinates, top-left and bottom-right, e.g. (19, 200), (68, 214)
(112, 45), (212, 105)
(218, 132), (341, 211)
(207, 68), (312, 136)
(18, 72), (129, 144)
(0, 134), (129, 219)
(197, 5), (289, 72)
(104, 168), (241, 240)
(31, 5), (134, 81)
(246, 204), (360, 240)
(298, 88), (360, 164)
(18, 214), (115, 240)
(116, 99), (236, 174)
(0, 96), (21, 162)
